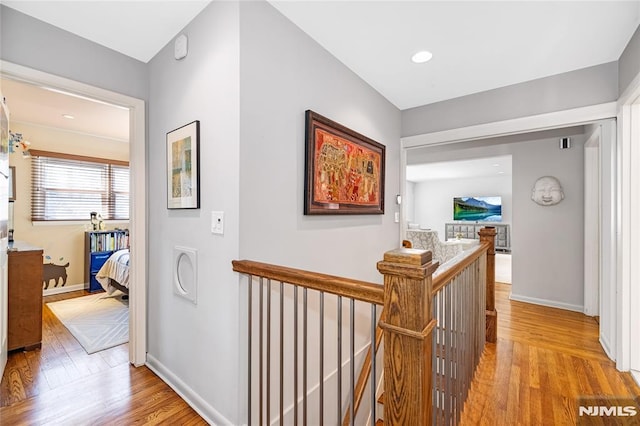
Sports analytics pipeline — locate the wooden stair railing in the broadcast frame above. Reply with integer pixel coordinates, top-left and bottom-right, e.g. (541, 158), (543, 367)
(377, 247), (439, 425)
(233, 226), (496, 425)
(342, 309), (385, 426)
(351, 227), (497, 425)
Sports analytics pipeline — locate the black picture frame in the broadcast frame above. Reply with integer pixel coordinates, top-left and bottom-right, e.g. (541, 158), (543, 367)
(167, 120), (200, 209)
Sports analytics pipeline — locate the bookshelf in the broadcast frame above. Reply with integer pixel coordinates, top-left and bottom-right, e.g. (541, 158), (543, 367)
(84, 230), (129, 292)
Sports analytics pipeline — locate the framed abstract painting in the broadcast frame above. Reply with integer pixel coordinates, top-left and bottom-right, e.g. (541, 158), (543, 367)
(167, 120), (200, 209)
(304, 110), (385, 215)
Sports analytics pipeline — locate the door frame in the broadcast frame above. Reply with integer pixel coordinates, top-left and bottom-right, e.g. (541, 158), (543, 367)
(584, 126), (601, 317)
(617, 72), (640, 376)
(401, 101), (622, 357)
(0, 60), (147, 366)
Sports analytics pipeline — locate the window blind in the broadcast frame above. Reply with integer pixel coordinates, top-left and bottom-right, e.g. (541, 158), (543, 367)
(31, 150), (130, 221)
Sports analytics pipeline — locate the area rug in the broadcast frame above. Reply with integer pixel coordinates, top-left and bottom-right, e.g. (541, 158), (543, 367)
(47, 293), (128, 354)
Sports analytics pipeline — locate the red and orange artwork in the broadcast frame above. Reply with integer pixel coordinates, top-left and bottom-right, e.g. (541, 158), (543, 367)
(313, 128), (381, 206)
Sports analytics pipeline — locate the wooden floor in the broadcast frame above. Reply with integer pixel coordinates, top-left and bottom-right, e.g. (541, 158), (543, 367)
(3, 284), (639, 425)
(0, 290), (206, 425)
(460, 283), (640, 425)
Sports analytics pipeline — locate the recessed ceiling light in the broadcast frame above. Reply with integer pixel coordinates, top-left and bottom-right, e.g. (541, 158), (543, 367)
(492, 164), (500, 167)
(411, 50), (433, 64)
(62, 114), (75, 119)
(498, 171), (505, 174)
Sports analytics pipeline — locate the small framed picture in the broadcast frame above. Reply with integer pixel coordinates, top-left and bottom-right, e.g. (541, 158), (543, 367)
(167, 121), (200, 209)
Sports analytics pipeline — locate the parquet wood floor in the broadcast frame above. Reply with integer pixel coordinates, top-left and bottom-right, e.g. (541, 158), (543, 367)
(0, 290), (206, 425)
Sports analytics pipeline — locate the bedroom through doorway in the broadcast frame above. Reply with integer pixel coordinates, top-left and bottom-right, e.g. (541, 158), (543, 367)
(0, 61), (147, 402)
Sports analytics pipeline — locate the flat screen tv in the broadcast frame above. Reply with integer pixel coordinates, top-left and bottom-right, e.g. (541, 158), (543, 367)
(453, 196), (502, 222)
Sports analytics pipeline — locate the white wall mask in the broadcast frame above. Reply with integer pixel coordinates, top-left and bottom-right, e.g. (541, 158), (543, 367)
(531, 176), (564, 206)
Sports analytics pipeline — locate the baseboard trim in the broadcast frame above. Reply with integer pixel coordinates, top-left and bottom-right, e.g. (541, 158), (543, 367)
(631, 370), (640, 387)
(43, 283), (85, 296)
(509, 293), (583, 313)
(599, 334), (616, 361)
(146, 354), (232, 425)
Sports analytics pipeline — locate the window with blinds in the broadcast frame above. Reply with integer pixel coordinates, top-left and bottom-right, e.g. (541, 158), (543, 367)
(31, 151), (130, 221)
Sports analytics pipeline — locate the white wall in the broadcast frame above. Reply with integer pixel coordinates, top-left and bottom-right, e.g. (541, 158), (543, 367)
(405, 180), (415, 224)
(407, 131), (586, 310)
(0, 5), (148, 100)
(402, 62), (617, 137)
(147, 2), (241, 424)
(239, 1), (401, 282)
(238, 2), (400, 423)
(411, 175), (512, 239)
(511, 137), (585, 311)
(145, 0), (401, 424)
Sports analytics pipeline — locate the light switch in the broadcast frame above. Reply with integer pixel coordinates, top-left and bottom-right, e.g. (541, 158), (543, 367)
(211, 211), (224, 235)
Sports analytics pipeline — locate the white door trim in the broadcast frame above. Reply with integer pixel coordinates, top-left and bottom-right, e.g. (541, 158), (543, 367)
(0, 60), (147, 366)
(616, 76), (640, 372)
(584, 127), (601, 317)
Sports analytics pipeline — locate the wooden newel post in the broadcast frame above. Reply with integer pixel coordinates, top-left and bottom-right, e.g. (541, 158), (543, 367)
(479, 227), (498, 343)
(377, 248), (439, 425)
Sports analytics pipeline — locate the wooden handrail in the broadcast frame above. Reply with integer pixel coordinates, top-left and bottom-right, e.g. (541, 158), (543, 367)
(235, 226), (496, 425)
(431, 242), (490, 295)
(232, 260), (384, 305)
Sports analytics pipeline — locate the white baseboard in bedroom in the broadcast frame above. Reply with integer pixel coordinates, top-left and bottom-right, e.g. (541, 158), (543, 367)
(43, 283), (85, 296)
(146, 354), (232, 425)
(509, 293), (583, 313)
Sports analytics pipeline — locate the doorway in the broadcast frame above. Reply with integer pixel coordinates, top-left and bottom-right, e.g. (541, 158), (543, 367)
(401, 102), (619, 360)
(0, 60), (147, 367)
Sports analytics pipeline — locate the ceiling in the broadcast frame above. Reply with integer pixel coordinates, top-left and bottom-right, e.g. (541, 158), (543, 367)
(1, 77), (130, 142)
(406, 155), (512, 182)
(269, 1), (640, 109)
(1, 1), (638, 144)
(2, 1), (211, 64)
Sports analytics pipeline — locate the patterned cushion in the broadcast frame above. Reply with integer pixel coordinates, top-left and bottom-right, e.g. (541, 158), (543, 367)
(406, 230), (463, 265)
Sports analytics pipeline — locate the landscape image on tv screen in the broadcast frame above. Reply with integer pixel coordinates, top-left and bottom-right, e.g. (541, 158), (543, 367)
(453, 196), (502, 222)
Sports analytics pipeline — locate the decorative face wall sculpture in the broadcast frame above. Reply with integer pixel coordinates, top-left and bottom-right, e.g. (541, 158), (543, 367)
(531, 176), (564, 206)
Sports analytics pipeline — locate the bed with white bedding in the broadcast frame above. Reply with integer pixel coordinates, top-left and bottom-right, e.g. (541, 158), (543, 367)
(95, 249), (130, 295)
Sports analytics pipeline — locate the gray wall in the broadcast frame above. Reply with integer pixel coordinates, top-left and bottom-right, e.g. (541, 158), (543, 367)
(407, 130), (586, 310)
(239, 1), (401, 283)
(0, 5), (148, 101)
(511, 136), (585, 310)
(402, 62), (618, 137)
(147, 2), (241, 424)
(238, 5), (400, 421)
(619, 24), (640, 96)
(411, 174), (512, 239)
(146, 0), (401, 423)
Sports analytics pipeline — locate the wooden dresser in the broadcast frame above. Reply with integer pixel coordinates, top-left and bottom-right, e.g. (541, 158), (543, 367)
(8, 241), (44, 351)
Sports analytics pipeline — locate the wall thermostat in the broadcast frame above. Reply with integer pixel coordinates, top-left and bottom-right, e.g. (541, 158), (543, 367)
(174, 34), (188, 60)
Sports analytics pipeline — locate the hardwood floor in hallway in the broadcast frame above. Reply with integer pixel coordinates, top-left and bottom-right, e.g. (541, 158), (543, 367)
(461, 283), (640, 425)
(0, 290), (206, 425)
